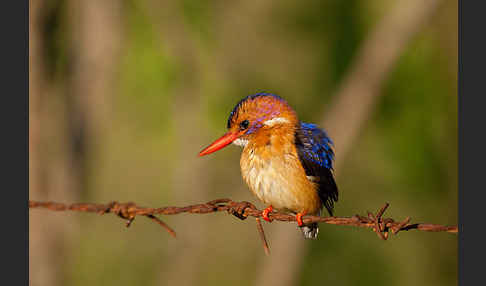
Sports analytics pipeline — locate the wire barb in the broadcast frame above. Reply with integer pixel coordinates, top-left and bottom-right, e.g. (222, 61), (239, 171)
(255, 218), (270, 256)
(29, 199), (458, 254)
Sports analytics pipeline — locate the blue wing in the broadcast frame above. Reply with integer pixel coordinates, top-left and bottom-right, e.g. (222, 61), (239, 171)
(295, 122), (338, 216)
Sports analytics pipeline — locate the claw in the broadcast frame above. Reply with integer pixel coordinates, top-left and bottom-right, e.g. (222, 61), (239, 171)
(296, 212), (306, 227)
(262, 205), (273, 222)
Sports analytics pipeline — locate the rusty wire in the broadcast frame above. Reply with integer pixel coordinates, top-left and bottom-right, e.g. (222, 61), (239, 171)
(29, 199), (457, 254)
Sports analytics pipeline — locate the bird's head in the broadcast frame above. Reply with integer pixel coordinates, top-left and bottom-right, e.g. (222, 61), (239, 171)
(199, 93), (298, 156)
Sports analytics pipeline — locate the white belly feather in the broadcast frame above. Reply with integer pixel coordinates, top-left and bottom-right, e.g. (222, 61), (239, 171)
(240, 150), (316, 213)
(245, 158), (297, 210)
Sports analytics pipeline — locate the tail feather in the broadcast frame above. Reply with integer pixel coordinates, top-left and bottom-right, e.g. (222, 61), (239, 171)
(299, 223), (319, 239)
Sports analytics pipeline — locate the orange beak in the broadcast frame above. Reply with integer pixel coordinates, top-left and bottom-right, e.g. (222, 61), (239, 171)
(198, 132), (240, 156)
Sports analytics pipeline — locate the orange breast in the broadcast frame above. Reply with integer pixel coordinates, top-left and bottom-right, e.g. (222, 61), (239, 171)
(240, 134), (322, 215)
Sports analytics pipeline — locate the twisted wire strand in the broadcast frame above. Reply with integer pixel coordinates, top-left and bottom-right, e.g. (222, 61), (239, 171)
(29, 199), (458, 255)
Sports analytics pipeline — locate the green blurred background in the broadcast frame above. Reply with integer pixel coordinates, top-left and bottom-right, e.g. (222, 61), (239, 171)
(29, 1), (457, 286)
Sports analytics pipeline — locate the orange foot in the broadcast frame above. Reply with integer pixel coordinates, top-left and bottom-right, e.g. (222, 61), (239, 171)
(296, 211), (307, 227)
(262, 205), (274, 222)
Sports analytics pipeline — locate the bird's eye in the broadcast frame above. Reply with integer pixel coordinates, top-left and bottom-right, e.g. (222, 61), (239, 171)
(239, 120), (250, 130)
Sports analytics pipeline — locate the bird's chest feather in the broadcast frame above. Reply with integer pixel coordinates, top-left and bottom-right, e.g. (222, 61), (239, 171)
(240, 141), (321, 214)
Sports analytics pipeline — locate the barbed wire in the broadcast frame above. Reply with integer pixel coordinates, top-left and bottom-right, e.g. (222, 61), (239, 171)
(29, 199), (457, 255)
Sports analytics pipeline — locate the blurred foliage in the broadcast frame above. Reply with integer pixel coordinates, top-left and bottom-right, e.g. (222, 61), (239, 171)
(31, 0), (457, 286)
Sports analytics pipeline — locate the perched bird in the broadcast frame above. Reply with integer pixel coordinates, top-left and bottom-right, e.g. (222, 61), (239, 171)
(198, 93), (338, 239)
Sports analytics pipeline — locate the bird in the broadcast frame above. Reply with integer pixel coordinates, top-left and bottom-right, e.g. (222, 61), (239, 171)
(198, 93), (338, 239)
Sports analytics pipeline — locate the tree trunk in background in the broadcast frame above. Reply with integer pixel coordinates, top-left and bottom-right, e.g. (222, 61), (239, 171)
(254, 1), (443, 286)
(66, 0), (123, 196)
(30, 1), (60, 285)
(159, 90), (211, 286)
(29, 1), (78, 285)
(29, 1), (122, 285)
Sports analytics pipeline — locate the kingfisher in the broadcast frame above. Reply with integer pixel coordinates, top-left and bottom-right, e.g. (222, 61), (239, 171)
(198, 93), (338, 239)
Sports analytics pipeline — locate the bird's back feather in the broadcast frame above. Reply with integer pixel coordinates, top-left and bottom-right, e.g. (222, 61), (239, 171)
(294, 122), (338, 216)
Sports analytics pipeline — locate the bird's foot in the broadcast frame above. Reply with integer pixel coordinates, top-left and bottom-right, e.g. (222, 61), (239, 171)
(262, 205), (274, 222)
(296, 212), (307, 227)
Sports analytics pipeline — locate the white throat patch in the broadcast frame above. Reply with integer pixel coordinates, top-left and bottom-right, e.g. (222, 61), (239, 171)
(263, 117), (290, 127)
(233, 138), (248, 147)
